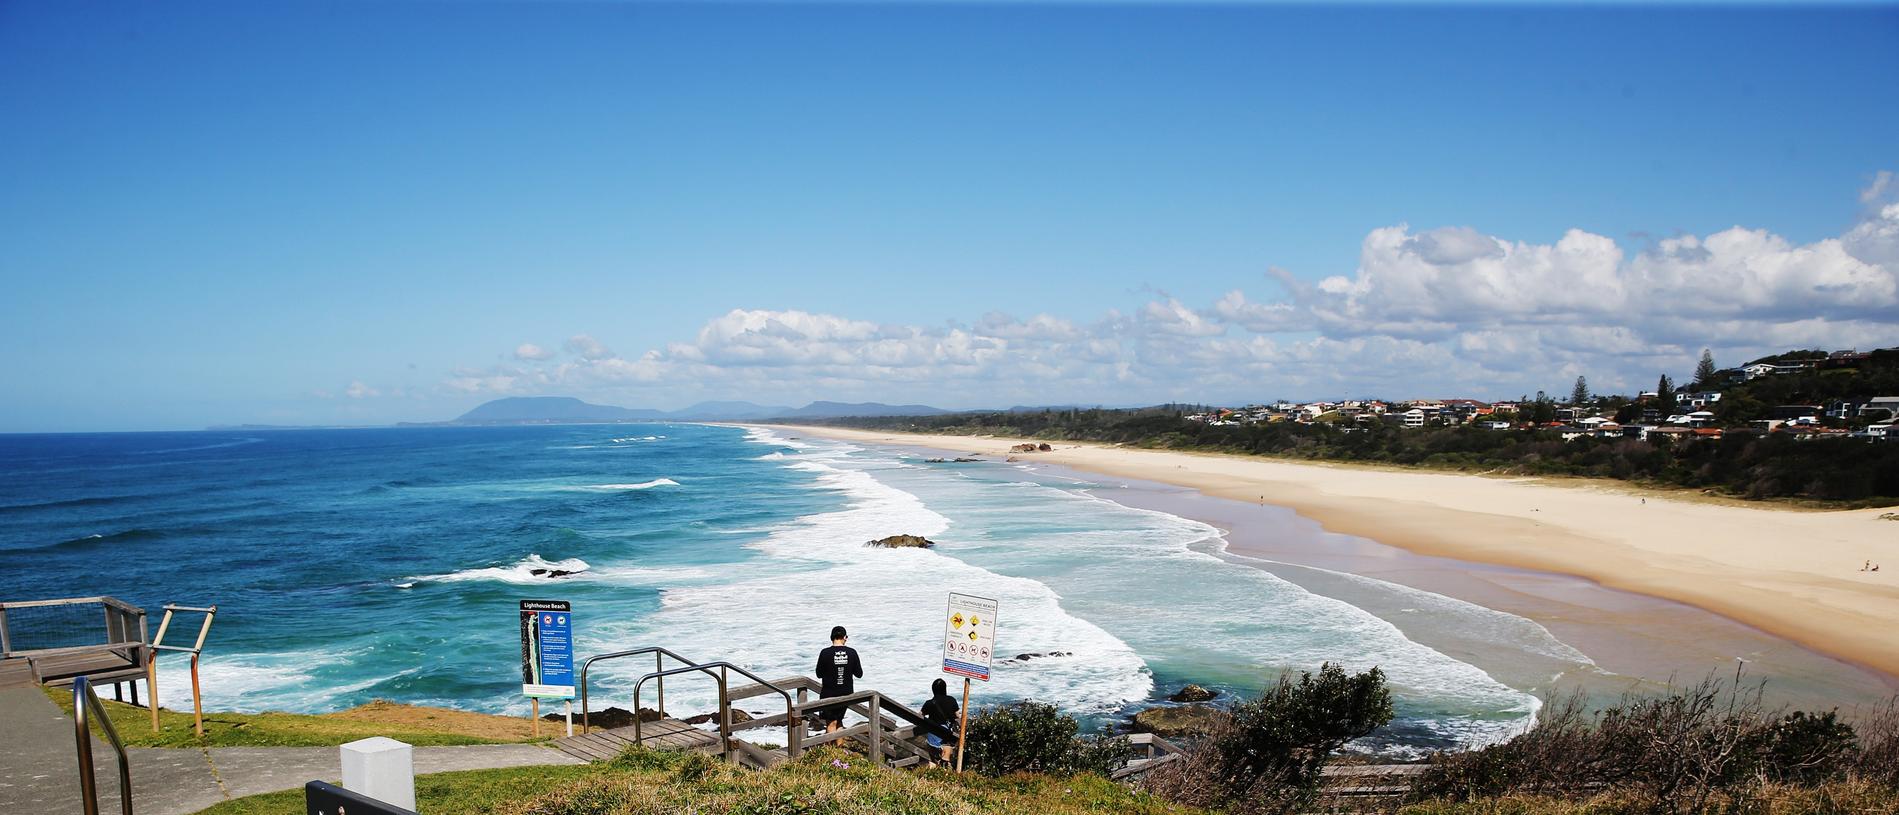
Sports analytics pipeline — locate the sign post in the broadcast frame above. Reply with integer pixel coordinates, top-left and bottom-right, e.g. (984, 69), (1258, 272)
(941, 592), (998, 773)
(520, 600), (576, 738)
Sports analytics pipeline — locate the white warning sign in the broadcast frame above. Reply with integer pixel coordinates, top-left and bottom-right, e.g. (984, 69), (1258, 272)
(942, 592), (998, 682)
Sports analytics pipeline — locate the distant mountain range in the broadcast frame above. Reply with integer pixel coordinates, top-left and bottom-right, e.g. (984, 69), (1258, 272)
(449, 396), (954, 424)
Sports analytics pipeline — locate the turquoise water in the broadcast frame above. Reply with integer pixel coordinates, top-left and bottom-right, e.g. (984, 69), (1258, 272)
(0, 424), (1552, 752)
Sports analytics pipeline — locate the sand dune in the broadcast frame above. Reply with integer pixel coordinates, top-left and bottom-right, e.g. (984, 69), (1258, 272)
(778, 425), (1899, 679)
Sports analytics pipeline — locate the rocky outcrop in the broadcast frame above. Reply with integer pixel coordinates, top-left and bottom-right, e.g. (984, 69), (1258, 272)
(866, 534), (936, 548)
(683, 709), (754, 726)
(529, 567), (582, 578)
(552, 706), (662, 728)
(1131, 705), (1228, 738)
(1000, 651), (1072, 664)
(1169, 684), (1217, 703)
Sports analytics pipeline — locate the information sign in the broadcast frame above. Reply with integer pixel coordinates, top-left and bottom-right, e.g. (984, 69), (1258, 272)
(942, 592), (998, 681)
(519, 600), (575, 699)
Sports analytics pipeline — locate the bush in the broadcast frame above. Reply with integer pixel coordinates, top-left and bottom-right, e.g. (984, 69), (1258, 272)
(1414, 678), (1872, 814)
(961, 700), (1134, 778)
(1145, 663), (1394, 813)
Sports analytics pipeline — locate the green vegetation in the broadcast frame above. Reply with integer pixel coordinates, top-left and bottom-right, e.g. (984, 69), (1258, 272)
(814, 407), (1899, 503)
(1145, 664), (1394, 814)
(195, 747), (1208, 815)
(52, 687), (538, 747)
(962, 700), (1134, 777)
(1413, 678), (1899, 815)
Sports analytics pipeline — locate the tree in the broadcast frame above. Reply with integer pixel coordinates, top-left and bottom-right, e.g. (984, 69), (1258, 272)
(1570, 376), (1590, 406)
(1694, 349), (1717, 388)
(1656, 374), (1678, 415)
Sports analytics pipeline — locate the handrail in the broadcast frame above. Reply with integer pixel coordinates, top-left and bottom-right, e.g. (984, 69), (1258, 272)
(146, 603), (216, 735)
(73, 675), (133, 815)
(577, 646), (705, 733)
(631, 661), (801, 763)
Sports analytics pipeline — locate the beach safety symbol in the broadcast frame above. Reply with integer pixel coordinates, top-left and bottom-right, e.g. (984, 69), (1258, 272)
(942, 592), (999, 682)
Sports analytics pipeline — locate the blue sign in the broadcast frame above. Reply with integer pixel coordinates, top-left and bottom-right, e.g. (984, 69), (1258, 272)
(520, 600), (575, 699)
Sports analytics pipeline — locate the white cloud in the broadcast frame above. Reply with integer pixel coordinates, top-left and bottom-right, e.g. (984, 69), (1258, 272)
(440, 173), (1898, 405)
(514, 343), (554, 361)
(564, 334), (615, 361)
(345, 380), (379, 399)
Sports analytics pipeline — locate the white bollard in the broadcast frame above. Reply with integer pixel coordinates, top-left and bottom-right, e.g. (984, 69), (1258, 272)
(341, 737), (416, 811)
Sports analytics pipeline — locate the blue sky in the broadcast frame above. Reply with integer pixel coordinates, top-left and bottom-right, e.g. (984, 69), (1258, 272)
(2, 1), (1896, 431)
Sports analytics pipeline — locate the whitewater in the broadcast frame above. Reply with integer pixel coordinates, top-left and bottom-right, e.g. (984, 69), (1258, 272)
(0, 423), (1555, 752)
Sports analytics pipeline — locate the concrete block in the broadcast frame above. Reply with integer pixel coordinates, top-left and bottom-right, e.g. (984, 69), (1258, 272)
(341, 737), (416, 810)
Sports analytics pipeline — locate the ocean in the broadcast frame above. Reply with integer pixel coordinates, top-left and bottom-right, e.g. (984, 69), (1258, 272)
(0, 423), (1571, 753)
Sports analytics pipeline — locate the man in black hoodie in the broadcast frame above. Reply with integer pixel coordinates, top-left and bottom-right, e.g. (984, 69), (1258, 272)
(815, 625), (862, 734)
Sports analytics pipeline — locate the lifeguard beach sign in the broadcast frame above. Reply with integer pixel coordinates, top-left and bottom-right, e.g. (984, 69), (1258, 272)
(519, 600), (575, 699)
(942, 593), (998, 681)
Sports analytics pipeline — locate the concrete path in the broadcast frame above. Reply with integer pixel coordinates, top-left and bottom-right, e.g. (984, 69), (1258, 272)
(0, 686), (584, 815)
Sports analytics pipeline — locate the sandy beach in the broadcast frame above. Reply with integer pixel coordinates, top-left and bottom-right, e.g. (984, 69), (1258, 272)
(776, 425), (1899, 681)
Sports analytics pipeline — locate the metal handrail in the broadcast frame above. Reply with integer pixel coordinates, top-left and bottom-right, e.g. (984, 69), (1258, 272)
(631, 661), (800, 763)
(147, 603), (217, 735)
(577, 646), (705, 733)
(73, 675), (133, 815)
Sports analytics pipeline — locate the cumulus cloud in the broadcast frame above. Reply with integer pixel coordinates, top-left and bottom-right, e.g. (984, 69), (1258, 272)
(345, 380), (379, 399)
(514, 343), (554, 361)
(443, 174), (1898, 405)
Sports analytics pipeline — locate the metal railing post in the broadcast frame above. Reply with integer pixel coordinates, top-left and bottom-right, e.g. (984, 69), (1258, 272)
(655, 652), (665, 718)
(74, 676), (134, 815)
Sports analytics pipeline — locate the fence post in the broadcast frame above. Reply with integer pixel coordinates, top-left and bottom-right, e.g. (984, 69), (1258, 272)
(867, 694), (883, 767)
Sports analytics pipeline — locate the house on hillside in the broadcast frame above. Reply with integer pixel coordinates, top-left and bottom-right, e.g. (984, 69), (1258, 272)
(1862, 397), (1899, 421)
(1770, 405), (1824, 423)
(1681, 391), (1723, 409)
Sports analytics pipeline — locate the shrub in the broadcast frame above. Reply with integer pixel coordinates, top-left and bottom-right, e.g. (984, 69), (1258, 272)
(1145, 663), (1394, 813)
(961, 700), (1134, 778)
(1414, 677), (1871, 814)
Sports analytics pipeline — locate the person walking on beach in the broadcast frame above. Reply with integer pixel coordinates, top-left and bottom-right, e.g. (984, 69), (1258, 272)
(920, 677), (959, 767)
(816, 625), (862, 734)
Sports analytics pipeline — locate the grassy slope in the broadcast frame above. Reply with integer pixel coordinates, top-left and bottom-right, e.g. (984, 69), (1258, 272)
(48, 687), (542, 747)
(194, 747), (1211, 815)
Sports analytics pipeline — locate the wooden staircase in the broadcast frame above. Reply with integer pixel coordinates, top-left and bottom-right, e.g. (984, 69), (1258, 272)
(553, 673), (964, 771)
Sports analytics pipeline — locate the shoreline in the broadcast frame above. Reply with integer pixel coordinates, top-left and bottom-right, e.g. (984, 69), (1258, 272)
(770, 424), (1899, 684)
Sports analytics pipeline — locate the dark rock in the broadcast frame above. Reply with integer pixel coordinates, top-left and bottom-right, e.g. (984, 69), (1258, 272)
(1037, 443), (1052, 451)
(561, 706), (663, 728)
(1169, 684), (1217, 703)
(866, 534), (936, 549)
(1131, 705), (1227, 738)
(529, 568), (581, 578)
(682, 709), (754, 726)
(1004, 651), (1072, 663)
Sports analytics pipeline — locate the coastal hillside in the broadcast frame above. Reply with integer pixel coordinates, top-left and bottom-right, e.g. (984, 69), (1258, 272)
(796, 347), (1899, 504)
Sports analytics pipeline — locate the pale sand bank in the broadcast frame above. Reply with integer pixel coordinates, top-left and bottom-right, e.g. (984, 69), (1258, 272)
(775, 425), (1899, 680)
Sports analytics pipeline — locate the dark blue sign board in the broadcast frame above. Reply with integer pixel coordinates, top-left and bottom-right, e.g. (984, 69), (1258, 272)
(519, 599), (575, 698)
(305, 780), (416, 815)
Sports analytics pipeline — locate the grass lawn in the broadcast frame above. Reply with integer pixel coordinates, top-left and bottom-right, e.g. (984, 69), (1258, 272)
(48, 687), (544, 748)
(192, 747), (1212, 815)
